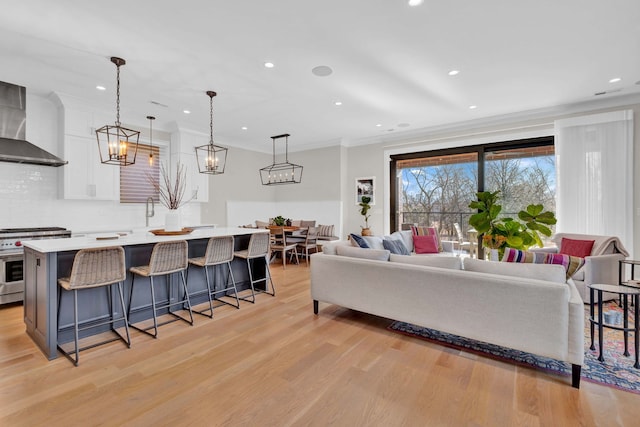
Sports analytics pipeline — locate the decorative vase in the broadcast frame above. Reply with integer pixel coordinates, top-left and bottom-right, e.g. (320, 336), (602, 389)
(165, 210), (182, 232)
(361, 227), (372, 236)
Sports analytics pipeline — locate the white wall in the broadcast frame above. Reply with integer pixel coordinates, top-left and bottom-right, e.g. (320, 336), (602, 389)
(0, 92), (200, 233)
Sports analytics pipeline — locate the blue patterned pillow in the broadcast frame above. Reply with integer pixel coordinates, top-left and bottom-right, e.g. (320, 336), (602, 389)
(383, 238), (410, 255)
(350, 233), (370, 248)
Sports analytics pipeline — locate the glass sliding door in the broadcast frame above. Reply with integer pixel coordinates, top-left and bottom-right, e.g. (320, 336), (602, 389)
(395, 152), (478, 243)
(484, 145), (556, 244)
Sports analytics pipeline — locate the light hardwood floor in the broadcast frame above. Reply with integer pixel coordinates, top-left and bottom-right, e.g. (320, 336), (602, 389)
(1, 262), (639, 426)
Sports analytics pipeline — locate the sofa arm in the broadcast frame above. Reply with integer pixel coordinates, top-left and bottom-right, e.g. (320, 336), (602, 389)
(583, 253), (625, 285)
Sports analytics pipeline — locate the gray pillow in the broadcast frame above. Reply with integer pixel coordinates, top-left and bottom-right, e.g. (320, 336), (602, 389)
(363, 235), (385, 250)
(336, 245), (390, 261)
(383, 238), (410, 255)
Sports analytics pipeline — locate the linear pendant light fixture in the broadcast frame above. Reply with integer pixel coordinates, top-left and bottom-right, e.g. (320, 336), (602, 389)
(259, 133), (303, 185)
(195, 91), (227, 174)
(95, 57), (140, 166)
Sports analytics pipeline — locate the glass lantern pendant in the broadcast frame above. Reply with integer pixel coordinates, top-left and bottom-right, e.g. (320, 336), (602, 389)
(195, 91), (228, 174)
(95, 57), (140, 166)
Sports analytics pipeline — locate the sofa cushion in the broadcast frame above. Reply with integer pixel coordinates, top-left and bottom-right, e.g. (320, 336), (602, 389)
(390, 254), (462, 270)
(414, 234), (439, 254)
(350, 233), (369, 248)
(383, 238), (411, 255)
(464, 257), (566, 284)
(336, 245), (390, 261)
(391, 230), (414, 253)
(501, 248), (585, 280)
(255, 220), (269, 228)
(559, 237), (595, 258)
(301, 220), (316, 228)
(411, 225), (443, 251)
(320, 240), (350, 255)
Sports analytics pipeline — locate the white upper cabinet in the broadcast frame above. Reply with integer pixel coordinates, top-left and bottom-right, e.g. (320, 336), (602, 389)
(62, 135), (118, 200)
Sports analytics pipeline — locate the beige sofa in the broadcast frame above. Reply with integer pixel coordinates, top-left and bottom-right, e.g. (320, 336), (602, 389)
(533, 233), (629, 303)
(310, 242), (585, 388)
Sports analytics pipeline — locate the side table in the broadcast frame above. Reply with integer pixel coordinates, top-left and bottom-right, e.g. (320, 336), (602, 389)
(588, 284), (640, 368)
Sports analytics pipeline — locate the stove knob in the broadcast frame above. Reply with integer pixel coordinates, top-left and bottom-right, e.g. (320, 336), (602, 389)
(15, 241), (22, 247)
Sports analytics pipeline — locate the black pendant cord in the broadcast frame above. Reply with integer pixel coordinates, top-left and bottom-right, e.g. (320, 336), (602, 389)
(115, 63), (121, 127)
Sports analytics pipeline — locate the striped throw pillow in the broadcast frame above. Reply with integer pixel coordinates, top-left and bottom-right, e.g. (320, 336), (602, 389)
(501, 247), (585, 280)
(317, 224), (334, 237)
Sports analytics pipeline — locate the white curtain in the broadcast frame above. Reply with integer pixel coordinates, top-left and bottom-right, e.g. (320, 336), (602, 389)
(554, 110), (634, 255)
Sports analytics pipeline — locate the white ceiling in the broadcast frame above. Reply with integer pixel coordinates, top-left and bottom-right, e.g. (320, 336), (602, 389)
(1, 0), (639, 152)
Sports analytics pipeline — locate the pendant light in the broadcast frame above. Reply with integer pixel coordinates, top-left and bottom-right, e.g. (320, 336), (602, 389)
(95, 57), (140, 166)
(259, 133), (303, 185)
(147, 115), (155, 166)
(195, 91), (227, 174)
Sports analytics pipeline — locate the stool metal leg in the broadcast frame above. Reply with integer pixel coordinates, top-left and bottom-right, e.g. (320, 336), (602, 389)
(117, 283), (131, 347)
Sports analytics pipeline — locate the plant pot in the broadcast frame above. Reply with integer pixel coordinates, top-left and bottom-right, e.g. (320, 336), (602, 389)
(165, 210), (182, 232)
(361, 227), (372, 236)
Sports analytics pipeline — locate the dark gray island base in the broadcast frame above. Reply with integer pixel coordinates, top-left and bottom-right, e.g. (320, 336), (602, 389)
(23, 227), (268, 360)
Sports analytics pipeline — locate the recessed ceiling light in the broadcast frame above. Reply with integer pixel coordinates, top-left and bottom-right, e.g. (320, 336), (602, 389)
(609, 77), (622, 83)
(183, 110), (191, 114)
(241, 126), (248, 130)
(376, 124), (382, 127)
(312, 65), (333, 77)
(408, 0), (424, 6)
(96, 85), (106, 91)
(448, 70), (460, 76)
(469, 105), (477, 109)
(264, 62), (275, 68)
(334, 101), (342, 106)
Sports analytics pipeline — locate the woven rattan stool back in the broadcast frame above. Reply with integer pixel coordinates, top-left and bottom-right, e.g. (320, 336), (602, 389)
(65, 246), (126, 290)
(148, 240), (188, 276)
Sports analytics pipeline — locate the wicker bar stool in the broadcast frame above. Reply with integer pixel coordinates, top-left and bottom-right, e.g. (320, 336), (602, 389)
(232, 231), (275, 303)
(188, 235), (240, 318)
(57, 246), (130, 366)
(127, 240), (193, 338)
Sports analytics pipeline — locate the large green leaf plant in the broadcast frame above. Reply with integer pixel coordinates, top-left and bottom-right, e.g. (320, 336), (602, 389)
(468, 191), (557, 256)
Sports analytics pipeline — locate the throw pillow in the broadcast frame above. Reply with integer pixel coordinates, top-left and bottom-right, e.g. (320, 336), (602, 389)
(363, 235), (385, 250)
(336, 245), (390, 261)
(318, 224), (335, 237)
(382, 238), (410, 255)
(410, 225), (443, 252)
(413, 234), (439, 254)
(502, 247), (585, 280)
(350, 233), (370, 248)
(560, 237), (595, 258)
(391, 230), (414, 253)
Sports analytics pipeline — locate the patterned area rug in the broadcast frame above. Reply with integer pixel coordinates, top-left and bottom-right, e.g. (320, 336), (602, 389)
(388, 302), (640, 394)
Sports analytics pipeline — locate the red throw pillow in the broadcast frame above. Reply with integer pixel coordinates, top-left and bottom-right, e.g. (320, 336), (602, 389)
(413, 234), (439, 254)
(559, 238), (595, 258)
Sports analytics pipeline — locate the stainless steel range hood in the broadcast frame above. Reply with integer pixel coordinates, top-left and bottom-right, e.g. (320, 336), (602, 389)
(0, 81), (67, 167)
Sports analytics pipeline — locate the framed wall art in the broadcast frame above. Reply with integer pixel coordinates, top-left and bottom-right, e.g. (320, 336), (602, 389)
(355, 176), (375, 205)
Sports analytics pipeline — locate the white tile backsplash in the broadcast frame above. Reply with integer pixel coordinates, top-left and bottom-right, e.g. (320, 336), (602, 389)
(0, 162), (200, 232)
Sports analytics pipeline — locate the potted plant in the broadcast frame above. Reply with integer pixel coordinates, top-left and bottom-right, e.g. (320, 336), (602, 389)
(468, 191), (557, 259)
(149, 162), (196, 231)
(272, 215), (287, 226)
(359, 195), (372, 236)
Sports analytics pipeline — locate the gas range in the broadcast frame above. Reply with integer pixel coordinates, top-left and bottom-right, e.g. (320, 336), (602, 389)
(0, 227), (71, 304)
(0, 227), (71, 254)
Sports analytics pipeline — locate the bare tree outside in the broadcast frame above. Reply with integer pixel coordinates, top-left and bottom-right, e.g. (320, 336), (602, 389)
(398, 148), (555, 243)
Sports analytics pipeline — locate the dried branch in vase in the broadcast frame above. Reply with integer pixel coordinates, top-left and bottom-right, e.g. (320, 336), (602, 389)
(147, 162), (196, 210)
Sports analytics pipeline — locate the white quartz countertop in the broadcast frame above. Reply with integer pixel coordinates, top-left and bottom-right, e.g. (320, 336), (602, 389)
(22, 227), (267, 253)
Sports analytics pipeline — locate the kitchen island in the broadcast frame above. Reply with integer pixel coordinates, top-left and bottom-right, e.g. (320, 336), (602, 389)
(22, 227), (269, 360)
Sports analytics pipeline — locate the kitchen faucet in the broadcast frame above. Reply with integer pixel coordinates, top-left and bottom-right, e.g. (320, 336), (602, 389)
(145, 197), (155, 227)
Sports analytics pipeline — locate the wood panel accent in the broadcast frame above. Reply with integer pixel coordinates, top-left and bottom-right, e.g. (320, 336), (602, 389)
(0, 263), (638, 425)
